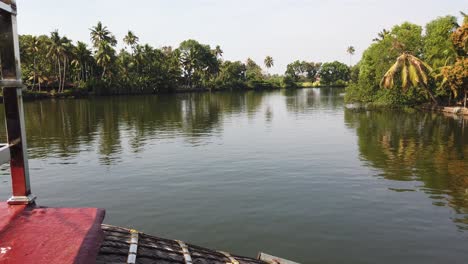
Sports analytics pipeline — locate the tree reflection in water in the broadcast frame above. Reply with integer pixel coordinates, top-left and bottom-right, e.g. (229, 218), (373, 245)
(345, 108), (468, 229)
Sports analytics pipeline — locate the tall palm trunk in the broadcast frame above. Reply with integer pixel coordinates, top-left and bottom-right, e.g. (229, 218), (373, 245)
(62, 57), (67, 93)
(57, 58), (62, 93)
(32, 56), (36, 90)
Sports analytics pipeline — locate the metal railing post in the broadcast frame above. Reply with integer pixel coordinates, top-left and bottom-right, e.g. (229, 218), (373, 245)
(0, 0), (35, 204)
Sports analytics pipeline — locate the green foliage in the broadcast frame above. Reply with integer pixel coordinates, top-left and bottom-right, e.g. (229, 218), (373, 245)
(423, 16), (458, 68)
(245, 58), (264, 81)
(319, 61), (350, 85)
(346, 21), (427, 105)
(177, 39), (219, 88)
(264, 56), (274, 69)
(285, 60), (321, 82)
(213, 61), (247, 90)
(347, 14), (468, 107)
(282, 75), (297, 88)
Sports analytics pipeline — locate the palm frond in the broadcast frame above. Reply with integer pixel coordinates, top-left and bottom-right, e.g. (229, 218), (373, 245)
(408, 63), (420, 87)
(401, 62), (408, 91)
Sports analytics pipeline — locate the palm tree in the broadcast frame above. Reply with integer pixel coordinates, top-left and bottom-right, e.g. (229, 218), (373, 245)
(347, 46), (355, 66)
(72, 41), (92, 82)
(35, 71), (48, 92)
(60, 37), (73, 93)
(123, 30), (139, 54)
(47, 30), (66, 92)
(26, 36), (42, 90)
(213, 45), (223, 58)
(380, 53), (438, 104)
(90, 21), (116, 48)
(264, 56), (274, 73)
(95, 41), (115, 79)
(373, 29), (390, 42)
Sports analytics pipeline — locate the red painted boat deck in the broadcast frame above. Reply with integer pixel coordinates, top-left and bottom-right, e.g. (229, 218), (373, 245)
(0, 203), (105, 264)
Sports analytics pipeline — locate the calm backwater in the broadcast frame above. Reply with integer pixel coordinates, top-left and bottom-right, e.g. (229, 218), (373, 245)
(0, 88), (467, 263)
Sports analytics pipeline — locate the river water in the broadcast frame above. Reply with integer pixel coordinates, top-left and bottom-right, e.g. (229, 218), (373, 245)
(0, 88), (467, 263)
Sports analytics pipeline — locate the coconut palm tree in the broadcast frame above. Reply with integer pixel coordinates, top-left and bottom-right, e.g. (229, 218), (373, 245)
(347, 46), (355, 66)
(380, 53), (438, 104)
(72, 41), (92, 82)
(47, 30), (66, 92)
(35, 71), (48, 92)
(264, 56), (274, 73)
(373, 29), (390, 42)
(27, 36), (41, 90)
(213, 45), (223, 58)
(95, 41), (115, 79)
(59, 37), (74, 93)
(90, 21), (116, 48)
(123, 30), (139, 54)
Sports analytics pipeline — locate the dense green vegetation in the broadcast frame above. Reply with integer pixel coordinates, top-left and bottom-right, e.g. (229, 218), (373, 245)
(346, 13), (468, 106)
(14, 13), (466, 104)
(14, 22), (352, 97)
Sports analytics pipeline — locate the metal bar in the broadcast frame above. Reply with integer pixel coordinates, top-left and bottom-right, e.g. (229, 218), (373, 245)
(1, 0), (33, 204)
(3, 87), (34, 204)
(0, 2), (14, 14)
(0, 144), (10, 165)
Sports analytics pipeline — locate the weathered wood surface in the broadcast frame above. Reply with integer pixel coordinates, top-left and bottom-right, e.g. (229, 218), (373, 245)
(96, 224), (268, 264)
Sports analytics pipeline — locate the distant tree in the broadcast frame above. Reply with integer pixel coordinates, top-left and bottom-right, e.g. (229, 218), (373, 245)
(90, 22), (117, 48)
(347, 46), (355, 66)
(27, 36), (41, 90)
(285, 60), (305, 81)
(177, 39), (218, 88)
(47, 30), (72, 92)
(319, 61), (350, 85)
(95, 41), (115, 79)
(380, 53), (438, 104)
(437, 16), (468, 107)
(345, 22), (425, 104)
(423, 15), (458, 68)
(123, 30), (139, 54)
(213, 45), (223, 58)
(72, 41), (93, 82)
(264, 56), (274, 73)
(245, 58), (263, 81)
(373, 29), (390, 42)
(217, 60), (246, 89)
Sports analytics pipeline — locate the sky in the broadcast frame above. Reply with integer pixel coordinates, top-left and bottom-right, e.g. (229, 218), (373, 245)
(15, 0), (466, 74)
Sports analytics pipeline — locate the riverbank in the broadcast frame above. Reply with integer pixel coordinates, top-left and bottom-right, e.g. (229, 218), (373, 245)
(0, 84), (292, 102)
(420, 105), (468, 116)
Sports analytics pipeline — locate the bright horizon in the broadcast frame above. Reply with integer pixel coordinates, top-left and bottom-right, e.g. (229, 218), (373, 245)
(16, 0), (466, 74)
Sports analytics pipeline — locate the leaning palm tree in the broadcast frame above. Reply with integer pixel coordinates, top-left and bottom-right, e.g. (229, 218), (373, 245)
(347, 46), (355, 66)
(380, 53), (438, 104)
(264, 56), (274, 73)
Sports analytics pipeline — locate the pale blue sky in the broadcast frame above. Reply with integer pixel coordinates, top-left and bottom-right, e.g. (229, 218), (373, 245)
(16, 0), (466, 74)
